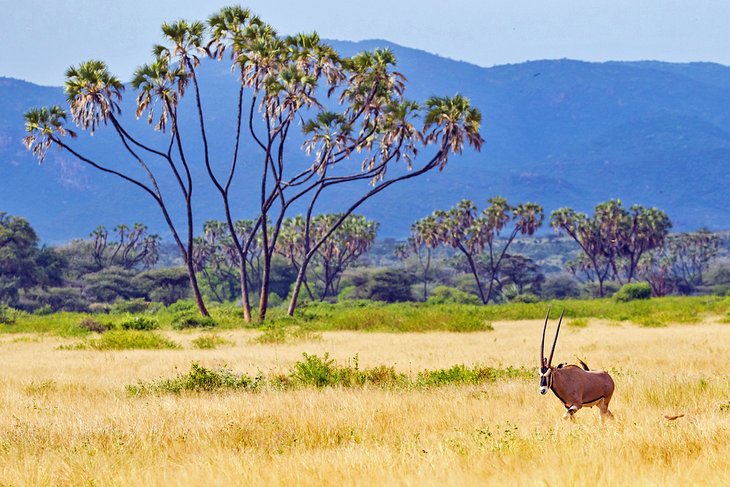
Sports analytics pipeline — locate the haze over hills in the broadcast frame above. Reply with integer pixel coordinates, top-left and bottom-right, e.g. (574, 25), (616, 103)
(1, 39), (729, 243)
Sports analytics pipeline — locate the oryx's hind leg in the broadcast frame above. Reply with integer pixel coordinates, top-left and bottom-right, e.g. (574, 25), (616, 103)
(599, 393), (614, 421)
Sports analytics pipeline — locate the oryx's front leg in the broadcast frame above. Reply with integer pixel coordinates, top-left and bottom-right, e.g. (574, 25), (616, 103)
(563, 404), (580, 420)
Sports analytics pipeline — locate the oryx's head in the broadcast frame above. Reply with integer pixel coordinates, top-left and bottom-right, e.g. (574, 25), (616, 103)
(539, 306), (564, 395)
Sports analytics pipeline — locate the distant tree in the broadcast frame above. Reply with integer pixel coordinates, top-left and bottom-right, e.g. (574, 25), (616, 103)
(23, 60), (210, 316)
(639, 230), (720, 295)
(0, 212), (66, 305)
(24, 6), (483, 322)
(427, 198), (544, 304)
(133, 267), (191, 305)
(540, 274), (581, 300)
(551, 200), (670, 296)
(90, 223), (160, 270)
(82, 267), (141, 303)
(277, 214), (378, 300)
(365, 269), (413, 302)
(551, 208), (611, 297)
(192, 220), (240, 303)
(498, 254), (544, 297)
(396, 215), (439, 301)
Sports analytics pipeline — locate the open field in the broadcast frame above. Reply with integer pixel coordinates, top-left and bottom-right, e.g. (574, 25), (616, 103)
(1, 319), (729, 485)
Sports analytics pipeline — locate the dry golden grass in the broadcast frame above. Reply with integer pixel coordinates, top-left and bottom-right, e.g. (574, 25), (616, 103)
(1, 320), (729, 486)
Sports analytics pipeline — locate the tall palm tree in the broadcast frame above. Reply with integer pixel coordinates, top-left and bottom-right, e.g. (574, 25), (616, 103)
(26, 59), (211, 316)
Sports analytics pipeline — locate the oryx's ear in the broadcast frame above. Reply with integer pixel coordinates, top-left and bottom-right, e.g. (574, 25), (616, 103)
(542, 357), (547, 367)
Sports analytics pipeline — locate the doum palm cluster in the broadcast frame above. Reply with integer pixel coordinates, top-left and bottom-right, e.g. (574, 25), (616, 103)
(23, 4), (484, 321)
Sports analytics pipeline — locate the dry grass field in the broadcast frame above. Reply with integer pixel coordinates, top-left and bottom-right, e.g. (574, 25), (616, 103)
(1, 319), (729, 486)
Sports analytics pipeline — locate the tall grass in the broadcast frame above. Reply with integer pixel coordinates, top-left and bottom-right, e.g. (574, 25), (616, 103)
(0, 321), (728, 485)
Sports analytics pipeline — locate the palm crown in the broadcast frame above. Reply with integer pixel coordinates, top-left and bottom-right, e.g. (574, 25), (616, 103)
(22, 106), (77, 163)
(64, 60), (124, 134)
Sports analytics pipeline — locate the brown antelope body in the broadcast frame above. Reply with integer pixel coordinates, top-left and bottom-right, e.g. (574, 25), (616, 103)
(539, 308), (615, 420)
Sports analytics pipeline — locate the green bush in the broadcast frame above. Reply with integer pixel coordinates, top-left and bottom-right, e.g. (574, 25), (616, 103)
(614, 282), (652, 302)
(166, 299), (196, 314)
(78, 317), (109, 333)
(712, 284), (730, 297)
(365, 269), (414, 302)
(20, 287), (89, 313)
(337, 286), (357, 301)
(541, 275), (581, 299)
(33, 304), (53, 316)
(0, 304), (20, 325)
(292, 352), (340, 387)
(510, 293), (541, 304)
(128, 362), (261, 395)
(120, 316), (159, 331)
(428, 286), (481, 305)
(171, 311), (216, 329)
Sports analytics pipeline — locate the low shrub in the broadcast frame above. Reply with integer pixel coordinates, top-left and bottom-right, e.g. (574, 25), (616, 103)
(171, 312), (216, 329)
(614, 282), (652, 302)
(192, 334), (234, 349)
(166, 299), (196, 314)
(291, 352), (340, 387)
(510, 293), (541, 304)
(0, 304), (20, 325)
(427, 286), (481, 305)
(120, 316), (159, 331)
(128, 362), (261, 395)
(80, 330), (179, 350)
(33, 305), (53, 316)
(78, 317), (109, 333)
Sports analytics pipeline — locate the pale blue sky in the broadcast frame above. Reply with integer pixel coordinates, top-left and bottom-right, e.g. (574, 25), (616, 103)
(2, 0), (730, 86)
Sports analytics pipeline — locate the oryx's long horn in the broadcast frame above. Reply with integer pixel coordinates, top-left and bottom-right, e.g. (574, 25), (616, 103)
(547, 308), (565, 367)
(541, 305), (551, 366)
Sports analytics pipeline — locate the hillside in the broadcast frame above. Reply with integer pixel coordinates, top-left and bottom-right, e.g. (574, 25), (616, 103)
(1, 40), (729, 242)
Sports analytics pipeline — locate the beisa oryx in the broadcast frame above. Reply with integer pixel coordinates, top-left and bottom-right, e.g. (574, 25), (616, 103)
(539, 307), (615, 421)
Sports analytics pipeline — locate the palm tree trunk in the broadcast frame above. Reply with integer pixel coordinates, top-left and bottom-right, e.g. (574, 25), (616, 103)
(464, 251), (487, 304)
(239, 260), (252, 322)
(185, 260), (209, 317)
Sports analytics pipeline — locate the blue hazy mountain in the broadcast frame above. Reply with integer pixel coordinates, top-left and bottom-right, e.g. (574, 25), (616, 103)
(1, 40), (729, 243)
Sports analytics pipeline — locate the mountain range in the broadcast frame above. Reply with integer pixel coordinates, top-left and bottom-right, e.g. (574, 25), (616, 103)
(1, 39), (729, 243)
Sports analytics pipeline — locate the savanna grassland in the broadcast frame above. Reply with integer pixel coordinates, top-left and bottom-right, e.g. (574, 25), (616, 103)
(1, 303), (729, 485)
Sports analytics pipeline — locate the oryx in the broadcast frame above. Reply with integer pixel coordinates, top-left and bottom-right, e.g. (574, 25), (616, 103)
(539, 307), (615, 421)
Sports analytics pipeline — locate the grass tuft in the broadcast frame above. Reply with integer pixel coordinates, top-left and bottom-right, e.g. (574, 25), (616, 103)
(567, 317), (589, 328)
(66, 330), (180, 350)
(192, 334), (234, 349)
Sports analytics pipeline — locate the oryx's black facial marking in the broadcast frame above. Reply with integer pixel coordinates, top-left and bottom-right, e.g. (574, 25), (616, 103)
(539, 366), (551, 395)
